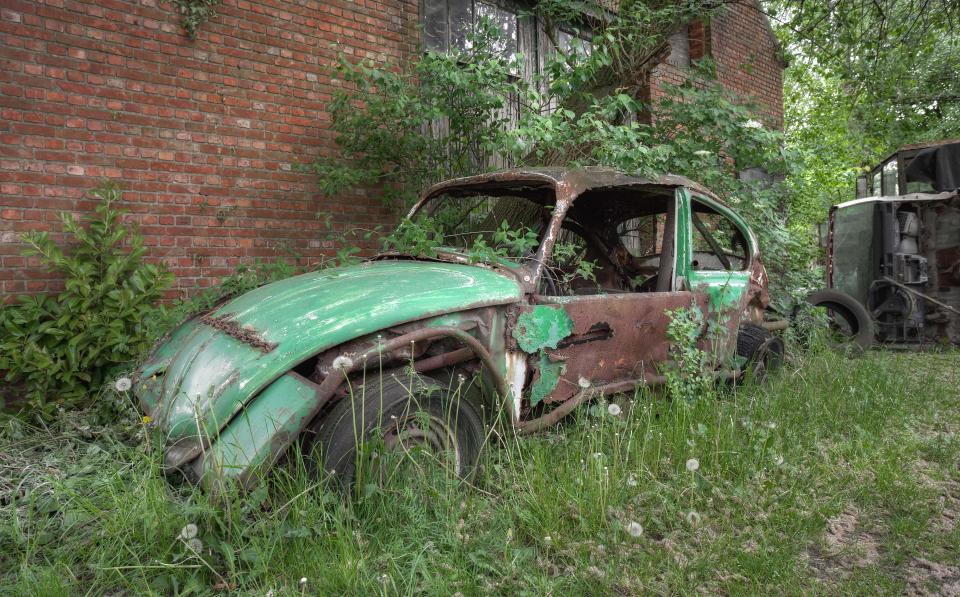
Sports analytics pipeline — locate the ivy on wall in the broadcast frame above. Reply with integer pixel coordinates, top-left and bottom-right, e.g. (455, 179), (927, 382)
(173, 0), (222, 39)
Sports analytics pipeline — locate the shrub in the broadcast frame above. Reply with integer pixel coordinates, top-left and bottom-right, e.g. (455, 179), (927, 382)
(0, 183), (172, 417)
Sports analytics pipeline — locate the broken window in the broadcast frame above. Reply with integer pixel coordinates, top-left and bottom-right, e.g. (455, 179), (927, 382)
(690, 200), (749, 271)
(422, 0), (520, 56)
(619, 213), (666, 259)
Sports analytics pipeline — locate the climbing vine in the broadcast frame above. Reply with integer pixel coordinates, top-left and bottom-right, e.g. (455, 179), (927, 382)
(173, 0), (222, 39)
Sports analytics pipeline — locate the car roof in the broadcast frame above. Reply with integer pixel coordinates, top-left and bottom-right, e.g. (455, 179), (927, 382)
(418, 166), (724, 206)
(833, 190), (958, 212)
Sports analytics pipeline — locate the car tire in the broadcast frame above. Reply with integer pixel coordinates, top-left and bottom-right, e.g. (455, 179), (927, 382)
(803, 288), (874, 352)
(307, 368), (485, 492)
(736, 323), (785, 382)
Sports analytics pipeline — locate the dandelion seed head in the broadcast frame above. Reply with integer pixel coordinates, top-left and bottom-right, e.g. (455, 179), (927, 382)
(187, 537), (203, 553)
(578, 376), (591, 388)
(607, 403), (622, 416)
(299, 577), (308, 588)
(626, 521), (644, 538)
(114, 377), (132, 392)
(543, 535), (552, 546)
(774, 454), (784, 466)
(331, 355), (353, 370)
(685, 458), (700, 472)
(686, 510), (702, 526)
(180, 523), (198, 540)
(592, 452), (603, 459)
(627, 475), (638, 487)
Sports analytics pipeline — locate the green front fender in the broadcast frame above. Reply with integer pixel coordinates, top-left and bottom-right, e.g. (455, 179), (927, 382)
(189, 372), (320, 492)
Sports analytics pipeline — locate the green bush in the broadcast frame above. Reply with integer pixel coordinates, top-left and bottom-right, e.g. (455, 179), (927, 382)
(0, 183), (172, 417)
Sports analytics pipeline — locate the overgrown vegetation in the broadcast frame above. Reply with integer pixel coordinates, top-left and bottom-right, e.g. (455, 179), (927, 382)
(3, 349), (957, 593)
(307, 5), (815, 311)
(766, 0), (960, 227)
(0, 184), (172, 417)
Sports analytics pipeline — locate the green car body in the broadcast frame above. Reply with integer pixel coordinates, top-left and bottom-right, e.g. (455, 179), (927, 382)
(135, 167), (771, 491)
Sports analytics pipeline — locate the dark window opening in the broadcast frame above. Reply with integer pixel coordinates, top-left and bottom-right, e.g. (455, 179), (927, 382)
(690, 200), (749, 271)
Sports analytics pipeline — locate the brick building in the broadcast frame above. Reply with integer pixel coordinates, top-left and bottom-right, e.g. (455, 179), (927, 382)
(0, 0), (783, 296)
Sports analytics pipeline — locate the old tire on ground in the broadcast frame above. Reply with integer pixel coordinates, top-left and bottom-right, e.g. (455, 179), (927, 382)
(736, 323), (785, 382)
(803, 288), (874, 352)
(308, 368), (485, 492)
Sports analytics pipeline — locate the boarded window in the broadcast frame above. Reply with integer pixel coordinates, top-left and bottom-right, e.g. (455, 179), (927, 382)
(666, 25), (690, 69)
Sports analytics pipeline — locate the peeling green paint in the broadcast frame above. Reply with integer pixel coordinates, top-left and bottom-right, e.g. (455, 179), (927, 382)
(530, 352), (564, 406)
(513, 305), (574, 353)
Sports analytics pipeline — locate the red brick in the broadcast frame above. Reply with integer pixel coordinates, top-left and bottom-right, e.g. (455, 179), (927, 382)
(0, 0), (779, 296)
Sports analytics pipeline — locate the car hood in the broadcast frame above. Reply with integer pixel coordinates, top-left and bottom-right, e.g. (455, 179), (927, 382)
(135, 260), (521, 449)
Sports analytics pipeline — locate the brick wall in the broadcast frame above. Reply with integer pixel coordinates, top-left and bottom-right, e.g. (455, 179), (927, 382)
(0, 0), (783, 298)
(650, 0), (784, 130)
(1, 0), (416, 297)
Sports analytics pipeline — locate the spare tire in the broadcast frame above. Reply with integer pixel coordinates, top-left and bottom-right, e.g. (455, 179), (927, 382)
(802, 288), (874, 352)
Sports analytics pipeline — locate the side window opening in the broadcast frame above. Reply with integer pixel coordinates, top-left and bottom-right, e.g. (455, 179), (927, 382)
(690, 200), (749, 272)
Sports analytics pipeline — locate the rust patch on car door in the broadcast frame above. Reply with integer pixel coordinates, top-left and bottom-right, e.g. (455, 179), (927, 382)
(526, 292), (701, 404)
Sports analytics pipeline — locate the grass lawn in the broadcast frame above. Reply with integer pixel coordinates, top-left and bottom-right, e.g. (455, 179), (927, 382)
(2, 348), (958, 595)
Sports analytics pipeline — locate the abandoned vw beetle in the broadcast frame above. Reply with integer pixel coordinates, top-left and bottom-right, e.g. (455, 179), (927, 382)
(135, 167), (778, 491)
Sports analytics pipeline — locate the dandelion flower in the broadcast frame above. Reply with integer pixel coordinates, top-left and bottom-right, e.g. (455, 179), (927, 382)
(686, 511), (702, 526)
(142, 415), (152, 425)
(607, 403), (622, 416)
(114, 377), (132, 392)
(331, 355), (353, 370)
(685, 458), (700, 472)
(180, 523), (198, 540)
(187, 537), (203, 553)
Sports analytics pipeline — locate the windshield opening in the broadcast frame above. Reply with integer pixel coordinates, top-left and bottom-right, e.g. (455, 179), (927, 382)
(407, 190), (558, 262)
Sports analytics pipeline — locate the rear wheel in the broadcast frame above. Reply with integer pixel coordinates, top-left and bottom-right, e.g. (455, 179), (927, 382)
(736, 323), (784, 383)
(305, 368), (485, 493)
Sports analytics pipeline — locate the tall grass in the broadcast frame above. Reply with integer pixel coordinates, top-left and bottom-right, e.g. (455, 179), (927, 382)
(2, 349), (958, 595)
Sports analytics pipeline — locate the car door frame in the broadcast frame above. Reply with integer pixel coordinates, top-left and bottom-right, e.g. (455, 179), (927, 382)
(675, 187), (756, 364)
(512, 187), (699, 408)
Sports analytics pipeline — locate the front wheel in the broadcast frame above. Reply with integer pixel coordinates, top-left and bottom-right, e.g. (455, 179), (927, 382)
(305, 368), (485, 493)
(736, 323), (784, 383)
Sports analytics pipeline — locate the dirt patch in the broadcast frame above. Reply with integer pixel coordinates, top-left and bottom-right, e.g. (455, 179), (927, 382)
(915, 459), (960, 533)
(806, 506), (882, 581)
(904, 557), (960, 596)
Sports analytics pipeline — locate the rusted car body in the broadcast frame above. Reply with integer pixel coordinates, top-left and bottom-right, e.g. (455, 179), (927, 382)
(135, 167), (772, 490)
(826, 141), (960, 345)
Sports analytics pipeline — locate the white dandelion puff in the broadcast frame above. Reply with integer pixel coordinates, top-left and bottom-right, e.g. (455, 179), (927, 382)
(187, 537), (203, 553)
(578, 376), (591, 389)
(543, 535), (552, 546)
(627, 474), (638, 487)
(114, 377), (132, 392)
(686, 510), (702, 526)
(592, 452), (603, 459)
(331, 355), (353, 370)
(299, 577), (308, 589)
(180, 523), (198, 540)
(685, 458), (700, 472)
(607, 403), (622, 416)
(774, 454), (785, 466)
(625, 521), (644, 537)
